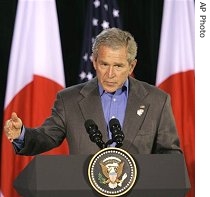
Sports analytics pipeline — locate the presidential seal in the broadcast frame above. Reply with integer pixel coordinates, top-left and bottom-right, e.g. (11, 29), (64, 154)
(88, 147), (137, 196)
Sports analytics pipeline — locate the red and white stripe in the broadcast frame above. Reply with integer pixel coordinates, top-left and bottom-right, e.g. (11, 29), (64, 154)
(0, 1), (69, 197)
(156, 1), (195, 197)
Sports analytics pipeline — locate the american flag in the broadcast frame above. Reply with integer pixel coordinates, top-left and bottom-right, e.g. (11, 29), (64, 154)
(78, 0), (122, 83)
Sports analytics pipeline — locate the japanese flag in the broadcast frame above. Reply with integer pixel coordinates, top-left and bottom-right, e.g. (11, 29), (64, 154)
(156, 0), (195, 197)
(0, 0), (69, 196)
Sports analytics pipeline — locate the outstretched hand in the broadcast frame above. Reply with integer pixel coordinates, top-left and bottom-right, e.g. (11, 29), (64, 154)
(4, 112), (23, 142)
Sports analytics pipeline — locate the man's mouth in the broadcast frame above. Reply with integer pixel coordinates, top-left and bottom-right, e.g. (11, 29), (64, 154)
(105, 81), (116, 86)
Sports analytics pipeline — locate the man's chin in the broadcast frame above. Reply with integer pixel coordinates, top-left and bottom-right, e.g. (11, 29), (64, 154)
(103, 86), (117, 93)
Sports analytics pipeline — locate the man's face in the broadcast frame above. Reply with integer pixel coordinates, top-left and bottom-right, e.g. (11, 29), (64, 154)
(93, 46), (136, 93)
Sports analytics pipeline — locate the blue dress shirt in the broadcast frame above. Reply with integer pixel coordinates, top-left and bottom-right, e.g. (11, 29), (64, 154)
(98, 79), (128, 141)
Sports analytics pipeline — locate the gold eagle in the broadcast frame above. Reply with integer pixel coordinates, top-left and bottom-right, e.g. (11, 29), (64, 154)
(99, 161), (124, 184)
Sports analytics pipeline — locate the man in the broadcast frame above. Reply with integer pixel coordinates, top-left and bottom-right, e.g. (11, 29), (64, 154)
(4, 28), (181, 155)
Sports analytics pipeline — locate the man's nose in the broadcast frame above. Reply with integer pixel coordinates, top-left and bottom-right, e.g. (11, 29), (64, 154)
(107, 66), (115, 78)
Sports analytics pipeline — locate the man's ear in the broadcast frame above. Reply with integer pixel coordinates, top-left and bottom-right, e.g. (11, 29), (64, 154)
(129, 59), (137, 74)
(92, 57), (97, 70)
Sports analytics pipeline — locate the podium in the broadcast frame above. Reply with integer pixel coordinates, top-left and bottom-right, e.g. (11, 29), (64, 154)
(14, 154), (190, 197)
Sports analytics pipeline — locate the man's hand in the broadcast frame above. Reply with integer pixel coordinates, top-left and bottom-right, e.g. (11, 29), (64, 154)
(4, 112), (23, 142)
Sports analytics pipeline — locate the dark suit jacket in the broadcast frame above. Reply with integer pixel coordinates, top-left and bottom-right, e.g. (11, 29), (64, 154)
(18, 77), (181, 155)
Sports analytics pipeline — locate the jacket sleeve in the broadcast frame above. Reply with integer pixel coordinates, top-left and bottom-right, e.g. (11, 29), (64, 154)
(152, 94), (182, 154)
(16, 93), (67, 156)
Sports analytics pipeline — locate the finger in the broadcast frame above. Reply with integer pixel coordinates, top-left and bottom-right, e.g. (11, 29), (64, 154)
(5, 122), (14, 131)
(4, 129), (12, 141)
(5, 120), (10, 127)
(8, 137), (13, 142)
(4, 128), (9, 138)
(4, 126), (12, 135)
(11, 112), (18, 122)
(8, 120), (15, 130)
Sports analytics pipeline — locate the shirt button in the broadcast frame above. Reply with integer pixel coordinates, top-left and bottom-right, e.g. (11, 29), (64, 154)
(113, 98), (116, 102)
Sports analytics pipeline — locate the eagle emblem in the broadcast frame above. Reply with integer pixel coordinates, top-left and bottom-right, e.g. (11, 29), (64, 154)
(98, 156), (127, 189)
(88, 147), (137, 196)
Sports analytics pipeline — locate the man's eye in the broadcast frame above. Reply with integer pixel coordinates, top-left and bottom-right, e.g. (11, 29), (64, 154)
(115, 65), (123, 68)
(101, 63), (108, 66)
(114, 65), (124, 70)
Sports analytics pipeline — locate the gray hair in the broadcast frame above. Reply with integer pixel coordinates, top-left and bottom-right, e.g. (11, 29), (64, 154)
(92, 28), (137, 63)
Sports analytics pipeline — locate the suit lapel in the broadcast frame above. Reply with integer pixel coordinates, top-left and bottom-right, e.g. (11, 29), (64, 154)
(122, 78), (150, 150)
(78, 78), (109, 143)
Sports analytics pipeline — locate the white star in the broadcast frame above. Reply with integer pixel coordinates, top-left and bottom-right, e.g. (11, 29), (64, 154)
(92, 18), (98, 26)
(83, 53), (88, 61)
(113, 9), (119, 17)
(79, 71), (86, 80)
(104, 4), (108, 11)
(101, 20), (109, 29)
(93, 0), (100, 8)
(89, 54), (93, 62)
(92, 37), (95, 44)
(87, 72), (93, 80)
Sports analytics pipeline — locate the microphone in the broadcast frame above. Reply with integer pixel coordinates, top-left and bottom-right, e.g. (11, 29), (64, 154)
(84, 119), (106, 149)
(109, 118), (125, 148)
